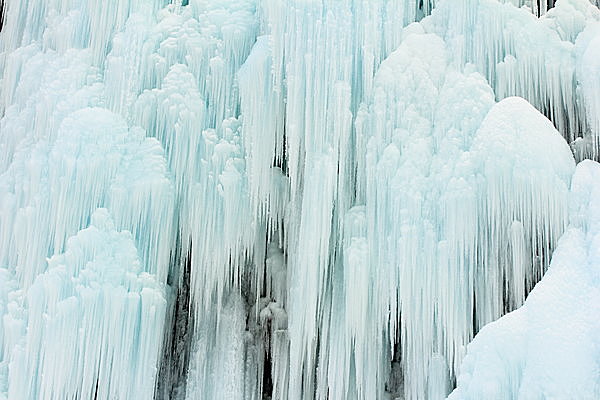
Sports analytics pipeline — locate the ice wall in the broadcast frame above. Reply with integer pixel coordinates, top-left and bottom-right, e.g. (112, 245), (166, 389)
(0, 0), (599, 399)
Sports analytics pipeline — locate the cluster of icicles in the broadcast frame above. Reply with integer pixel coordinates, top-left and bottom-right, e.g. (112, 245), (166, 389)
(0, 0), (599, 399)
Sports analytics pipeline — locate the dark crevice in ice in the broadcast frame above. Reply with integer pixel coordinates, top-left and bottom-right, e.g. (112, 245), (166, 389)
(0, 0), (4, 32)
(155, 237), (194, 400)
(386, 341), (404, 398)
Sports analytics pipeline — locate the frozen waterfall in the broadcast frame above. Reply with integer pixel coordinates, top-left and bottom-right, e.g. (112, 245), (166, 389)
(0, 0), (599, 399)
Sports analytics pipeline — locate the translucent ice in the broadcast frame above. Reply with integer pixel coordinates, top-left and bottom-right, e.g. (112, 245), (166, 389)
(0, 0), (599, 399)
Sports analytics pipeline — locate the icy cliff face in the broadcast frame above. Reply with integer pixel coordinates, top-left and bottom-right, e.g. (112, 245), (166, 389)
(0, 0), (599, 399)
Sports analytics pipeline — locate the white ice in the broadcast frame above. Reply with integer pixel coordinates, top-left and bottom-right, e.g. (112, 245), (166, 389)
(0, 0), (599, 399)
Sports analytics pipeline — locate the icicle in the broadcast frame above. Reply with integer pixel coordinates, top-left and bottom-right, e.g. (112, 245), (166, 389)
(238, 35), (285, 226)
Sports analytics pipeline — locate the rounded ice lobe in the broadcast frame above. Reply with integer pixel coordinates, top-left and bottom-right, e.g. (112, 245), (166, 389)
(473, 96), (575, 185)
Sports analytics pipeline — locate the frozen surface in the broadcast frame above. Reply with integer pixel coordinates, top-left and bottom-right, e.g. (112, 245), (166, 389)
(0, 0), (599, 399)
(449, 160), (600, 400)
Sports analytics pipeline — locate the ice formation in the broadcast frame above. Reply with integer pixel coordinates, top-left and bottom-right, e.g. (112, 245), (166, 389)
(0, 0), (599, 399)
(448, 160), (600, 400)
